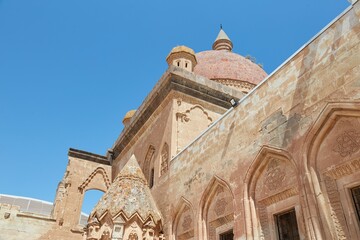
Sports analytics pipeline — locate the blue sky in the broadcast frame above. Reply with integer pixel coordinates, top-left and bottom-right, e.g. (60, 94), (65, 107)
(0, 1), (351, 214)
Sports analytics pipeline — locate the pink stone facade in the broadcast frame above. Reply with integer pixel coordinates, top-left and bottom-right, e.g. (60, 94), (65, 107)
(1, 2), (359, 239)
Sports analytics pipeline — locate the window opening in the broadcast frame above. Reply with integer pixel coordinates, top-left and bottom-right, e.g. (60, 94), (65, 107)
(149, 168), (155, 188)
(275, 209), (300, 240)
(177, 61), (180, 67)
(351, 185), (360, 223)
(185, 62), (188, 68)
(220, 229), (233, 240)
(160, 143), (169, 176)
(144, 145), (155, 188)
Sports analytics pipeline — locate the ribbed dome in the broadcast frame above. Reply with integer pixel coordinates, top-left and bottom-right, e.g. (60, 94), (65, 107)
(193, 50), (267, 86)
(192, 28), (267, 92)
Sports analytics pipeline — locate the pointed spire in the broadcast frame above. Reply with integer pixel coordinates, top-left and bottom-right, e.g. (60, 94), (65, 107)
(212, 26), (233, 51)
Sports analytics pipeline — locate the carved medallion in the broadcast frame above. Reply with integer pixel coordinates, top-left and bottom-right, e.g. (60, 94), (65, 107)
(214, 197), (227, 216)
(182, 215), (192, 231)
(333, 130), (360, 157)
(264, 158), (286, 191)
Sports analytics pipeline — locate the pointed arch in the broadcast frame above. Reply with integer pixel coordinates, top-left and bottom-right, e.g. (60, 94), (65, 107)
(244, 146), (298, 200)
(304, 102), (360, 173)
(172, 197), (194, 240)
(244, 145), (299, 239)
(199, 176), (234, 240)
(78, 167), (111, 193)
(143, 145), (156, 187)
(301, 102), (360, 239)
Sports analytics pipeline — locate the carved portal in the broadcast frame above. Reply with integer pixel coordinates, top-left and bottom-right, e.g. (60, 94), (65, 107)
(202, 180), (234, 240)
(247, 148), (300, 240)
(175, 201), (194, 240)
(314, 116), (360, 239)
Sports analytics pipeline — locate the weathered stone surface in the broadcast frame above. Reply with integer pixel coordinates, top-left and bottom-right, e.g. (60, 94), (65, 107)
(1, 2), (360, 239)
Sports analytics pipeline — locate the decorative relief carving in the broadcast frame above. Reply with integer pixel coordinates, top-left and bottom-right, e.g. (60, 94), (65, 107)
(323, 175), (348, 239)
(128, 232), (138, 240)
(177, 99), (182, 106)
(176, 105), (213, 125)
(182, 215), (192, 231)
(352, 158), (360, 170)
(257, 203), (268, 240)
(264, 158), (286, 191)
(160, 143), (169, 176)
(216, 186), (224, 195)
(258, 187), (298, 206)
(214, 198), (227, 216)
(176, 112), (190, 123)
(333, 130), (360, 157)
(324, 158), (360, 179)
(78, 167), (111, 192)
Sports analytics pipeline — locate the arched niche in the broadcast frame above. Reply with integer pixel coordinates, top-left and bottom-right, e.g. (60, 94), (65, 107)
(303, 102), (360, 239)
(172, 197), (194, 240)
(143, 145), (156, 188)
(244, 146), (304, 240)
(199, 176), (234, 240)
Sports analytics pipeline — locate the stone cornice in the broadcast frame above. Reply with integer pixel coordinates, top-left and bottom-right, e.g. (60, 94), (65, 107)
(68, 148), (110, 165)
(112, 66), (244, 159)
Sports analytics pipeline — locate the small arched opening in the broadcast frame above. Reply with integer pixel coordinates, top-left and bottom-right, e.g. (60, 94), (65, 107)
(79, 189), (104, 226)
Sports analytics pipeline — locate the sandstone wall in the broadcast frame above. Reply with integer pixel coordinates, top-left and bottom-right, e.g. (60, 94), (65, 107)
(0, 204), (55, 240)
(113, 91), (224, 188)
(150, 3), (360, 240)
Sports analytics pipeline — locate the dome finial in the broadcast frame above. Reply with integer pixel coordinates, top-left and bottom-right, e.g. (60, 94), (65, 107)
(212, 27), (233, 51)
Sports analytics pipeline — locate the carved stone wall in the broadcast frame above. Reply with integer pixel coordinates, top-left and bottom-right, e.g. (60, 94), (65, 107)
(51, 149), (112, 235)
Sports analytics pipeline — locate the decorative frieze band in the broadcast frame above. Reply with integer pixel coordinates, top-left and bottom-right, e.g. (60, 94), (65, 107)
(323, 158), (360, 179)
(258, 187), (299, 206)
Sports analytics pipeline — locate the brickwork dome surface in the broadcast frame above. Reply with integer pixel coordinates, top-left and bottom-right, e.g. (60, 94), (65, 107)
(193, 50), (267, 85)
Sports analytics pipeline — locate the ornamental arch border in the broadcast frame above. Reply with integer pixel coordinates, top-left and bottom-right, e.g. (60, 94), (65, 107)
(301, 102), (360, 239)
(198, 175), (235, 240)
(243, 145), (299, 240)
